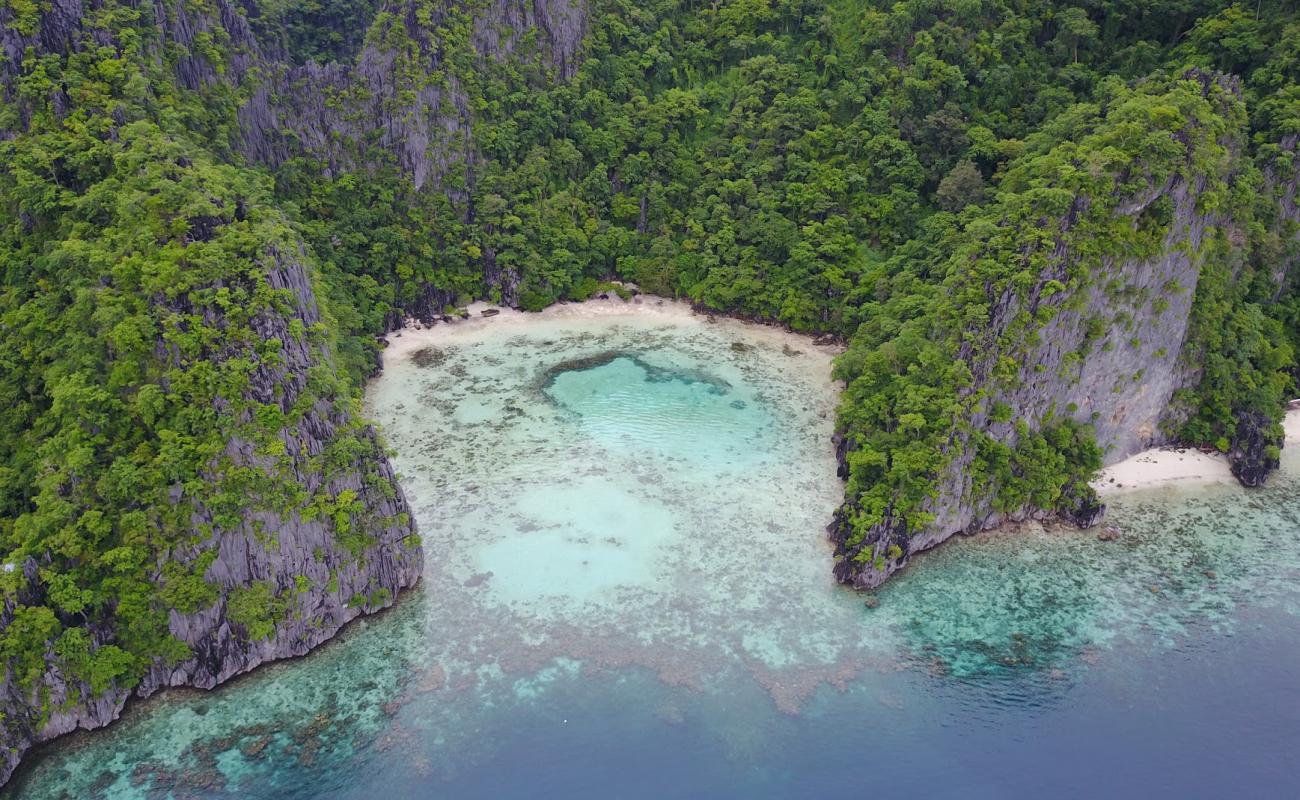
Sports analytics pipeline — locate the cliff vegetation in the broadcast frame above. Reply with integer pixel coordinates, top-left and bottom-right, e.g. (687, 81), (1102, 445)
(2, 0), (1300, 783)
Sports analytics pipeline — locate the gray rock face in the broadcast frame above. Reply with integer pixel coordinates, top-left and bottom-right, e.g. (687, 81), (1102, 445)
(1265, 135), (1300, 302)
(1222, 133), (1300, 487)
(231, 0), (587, 189)
(4, 0), (589, 305)
(232, 0), (588, 327)
(921, 176), (1215, 537)
(228, 0), (587, 312)
(832, 76), (1267, 590)
(833, 187), (1212, 589)
(0, 0), (590, 786)
(0, 0), (85, 127)
(3, 0), (586, 174)
(0, 249), (422, 787)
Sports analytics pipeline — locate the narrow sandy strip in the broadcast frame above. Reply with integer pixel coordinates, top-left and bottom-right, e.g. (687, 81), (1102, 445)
(1094, 407), (1300, 495)
(376, 294), (843, 364)
(378, 297), (694, 361)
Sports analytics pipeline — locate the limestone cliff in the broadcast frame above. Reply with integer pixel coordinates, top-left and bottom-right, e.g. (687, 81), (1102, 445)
(1210, 133), (1300, 487)
(0, 243), (422, 786)
(1265, 135), (1300, 296)
(0, 0), (588, 786)
(227, 0), (587, 303)
(2, 0), (588, 299)
(829, 71), (1281, 589)
(244, 0), (585, 186)
(141, 0), (586, 189)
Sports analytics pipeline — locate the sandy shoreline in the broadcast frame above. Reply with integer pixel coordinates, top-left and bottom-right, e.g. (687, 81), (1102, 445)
(1093, 408), (1300, 495)
(376, 293), (844, 365)
(378, 296), (684, 361)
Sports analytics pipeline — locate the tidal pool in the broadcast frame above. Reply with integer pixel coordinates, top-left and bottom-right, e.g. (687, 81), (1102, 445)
(8, 300), (1300, 798)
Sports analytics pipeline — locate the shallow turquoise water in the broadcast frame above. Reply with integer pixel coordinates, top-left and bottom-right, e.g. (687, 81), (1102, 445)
(8, 302), (1300, 798)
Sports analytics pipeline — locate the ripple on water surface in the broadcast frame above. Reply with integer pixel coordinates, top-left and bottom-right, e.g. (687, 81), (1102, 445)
(9, 300), (1300, 799)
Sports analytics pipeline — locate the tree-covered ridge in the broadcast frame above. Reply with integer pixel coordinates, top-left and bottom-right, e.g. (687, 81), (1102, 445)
(279, 0), (1299, 346)
(0, 0), (416, 743)
(1, 0), (1300, 770)
(270, 0), (1299, 573)
(830, 69), (1271, 578)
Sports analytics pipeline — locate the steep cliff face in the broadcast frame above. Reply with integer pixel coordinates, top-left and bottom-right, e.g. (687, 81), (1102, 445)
(830, 72), (1258, 589)
(3, 2), (1294, 789)
(830, 182), (1222, 587)
(1264, 133), (1300, 345)
(0, 1), (594, 784)
(920, 175), (1219, 533)
(229, 0), (587, 187)
(1264, 136), (1300, 277)
(0, 245), (421, 786)
(0, 0), (82, 121)
(146, 250), (423, 691)
(210, 0), (587, 310)
(1220, 134), (1300, 485)
(3, 0), (589, 302)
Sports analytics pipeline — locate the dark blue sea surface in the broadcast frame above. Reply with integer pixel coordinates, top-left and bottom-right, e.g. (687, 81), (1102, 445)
(14, 603), (1300, 799)
(367, 616), (1300, 800)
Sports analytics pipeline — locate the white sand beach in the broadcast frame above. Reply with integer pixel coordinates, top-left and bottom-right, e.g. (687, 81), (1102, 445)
(377, 293), (843, 364)
(1093, 407), (1300, 494)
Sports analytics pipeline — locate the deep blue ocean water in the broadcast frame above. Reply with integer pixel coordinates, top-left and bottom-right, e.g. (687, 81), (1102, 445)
(9, 304), (1300, 799)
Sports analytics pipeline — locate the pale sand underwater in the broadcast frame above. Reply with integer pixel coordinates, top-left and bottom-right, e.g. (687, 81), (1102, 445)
(389, 297), (1300, 500)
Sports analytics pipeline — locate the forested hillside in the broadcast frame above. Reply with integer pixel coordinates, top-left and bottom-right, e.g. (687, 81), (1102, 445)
(269, 0), (1300, 579)
(2, 0), (1299, 785)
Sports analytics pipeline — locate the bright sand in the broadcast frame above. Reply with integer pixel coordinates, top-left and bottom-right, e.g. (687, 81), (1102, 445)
(1093, 407), (1300, 494)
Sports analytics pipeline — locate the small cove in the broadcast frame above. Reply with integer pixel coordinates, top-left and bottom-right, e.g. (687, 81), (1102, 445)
(8, 298), (1300, 798)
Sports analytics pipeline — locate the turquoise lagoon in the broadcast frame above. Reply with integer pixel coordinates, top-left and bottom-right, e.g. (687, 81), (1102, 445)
(8, 300), (1300, 798)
